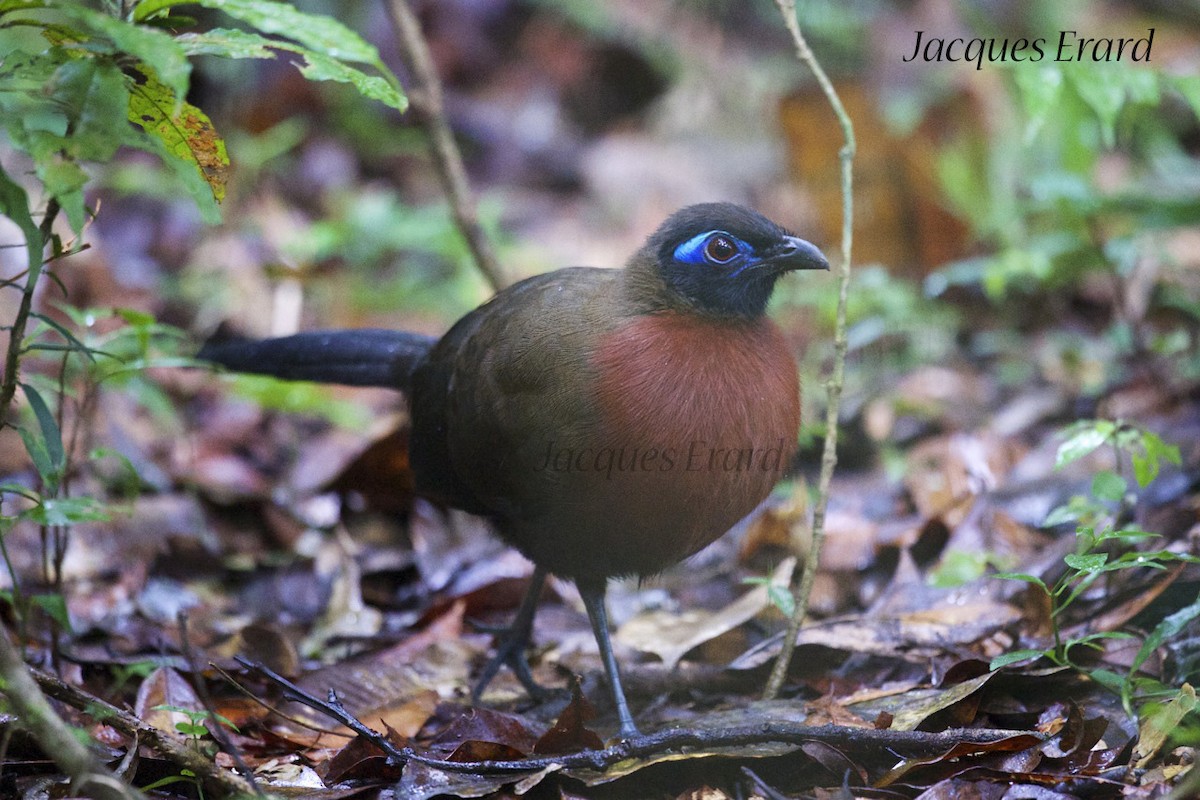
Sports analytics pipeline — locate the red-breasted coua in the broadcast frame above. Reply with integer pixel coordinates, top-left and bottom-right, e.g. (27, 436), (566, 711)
(199, 202), (829, 737)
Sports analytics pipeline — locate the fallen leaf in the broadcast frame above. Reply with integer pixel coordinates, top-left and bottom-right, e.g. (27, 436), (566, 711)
(618, 557), (795, 669)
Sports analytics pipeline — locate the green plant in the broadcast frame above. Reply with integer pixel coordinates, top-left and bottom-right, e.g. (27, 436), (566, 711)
(139, 704), (239, 796)
(1, 0), (408, 419)
(990, 420), (1196, 716)
(929, 55), (1200, 303)
(0, 0), (406, 645)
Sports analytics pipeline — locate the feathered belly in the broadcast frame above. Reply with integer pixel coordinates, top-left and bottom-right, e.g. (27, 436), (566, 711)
(517, 313), (800, 580)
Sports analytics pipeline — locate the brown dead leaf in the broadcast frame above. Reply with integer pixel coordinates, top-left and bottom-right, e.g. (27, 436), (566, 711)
(534, 676), (603, 754)
(736, 585), (1022, 672)
(738, 482), (807, 561)
(1135, 684), (1197, 768)
(277, 601), (467, 740)
(322, 734), (402, 784)
(135, 667), (203, 738)
(876, 733), (1043, 787)
(617, 557), (795, 669)
(905, 433), (1023, 527)
(430, 707), (542, 756)
(866, 367), (994, 441)
(851, 671), (996, 732)
(254, 759), (325, 789)
(674, 788), (733, 800)
(910, 779), (1007, 799)
(302, 530), (383, 653)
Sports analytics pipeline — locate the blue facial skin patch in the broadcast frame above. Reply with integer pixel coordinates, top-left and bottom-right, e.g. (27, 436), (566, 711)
(673, 230), (750, 266)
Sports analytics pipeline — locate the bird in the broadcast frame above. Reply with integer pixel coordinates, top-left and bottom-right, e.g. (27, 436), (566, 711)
(198, 202), (829, 738)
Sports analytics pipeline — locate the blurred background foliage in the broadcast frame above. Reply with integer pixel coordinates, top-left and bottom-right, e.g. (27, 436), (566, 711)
(3, 0), (1199, 447)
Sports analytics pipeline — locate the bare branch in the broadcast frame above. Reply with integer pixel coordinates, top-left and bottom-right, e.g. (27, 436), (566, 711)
(382, 0), (507, 292)
(763, 0), (856, 700)
(241, 657), (1040, 777)
(0, 628), (144, 800)
(28, 662), (257, 798)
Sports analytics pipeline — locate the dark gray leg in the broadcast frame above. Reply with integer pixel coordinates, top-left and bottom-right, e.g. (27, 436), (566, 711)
(578, 581), (640, 739)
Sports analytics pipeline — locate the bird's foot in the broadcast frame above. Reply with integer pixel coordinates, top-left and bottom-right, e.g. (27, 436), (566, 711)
(470, 568), (551, 702)
(615, 720), (641, 740)
(470, 623), (552, 702)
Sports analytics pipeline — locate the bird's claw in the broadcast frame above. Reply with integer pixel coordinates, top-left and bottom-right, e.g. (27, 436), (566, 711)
(470, 568), (551, 703)
(471, 627), (552, 702)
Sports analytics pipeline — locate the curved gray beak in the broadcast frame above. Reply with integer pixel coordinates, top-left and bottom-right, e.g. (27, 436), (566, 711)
(770, 235), (830, 271)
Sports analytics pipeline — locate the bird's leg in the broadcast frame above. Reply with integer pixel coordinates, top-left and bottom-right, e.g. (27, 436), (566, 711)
(472, 566), (549, 702)
(577, 581), (640, 739)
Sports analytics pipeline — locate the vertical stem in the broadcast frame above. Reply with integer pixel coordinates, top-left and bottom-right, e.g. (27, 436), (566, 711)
(382, 0), (507, 292)
(763, 0), (856, 700)
(0, 199), (56, 427)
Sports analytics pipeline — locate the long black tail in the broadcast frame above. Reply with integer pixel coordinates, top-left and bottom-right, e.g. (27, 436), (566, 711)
(197, 329), (436, 392)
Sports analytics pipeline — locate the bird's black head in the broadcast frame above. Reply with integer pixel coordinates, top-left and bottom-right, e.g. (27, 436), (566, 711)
(637, 202), (829, 319)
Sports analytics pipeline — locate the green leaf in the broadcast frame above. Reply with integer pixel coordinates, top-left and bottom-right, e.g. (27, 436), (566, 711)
(139, 775), (195, 792)
(767, 585), (795, 618)
(1088, 667), (1126, 694)
(1055, 421), (1114, 469)
(0, 482), (41, 502)
(19, 383), (64, 489)
(993, 572), (1049, 593)
(1094, 525), (1158, 544)
(36, 156), (88, 232)
(1067, 65), (1126, 148)
(30, 593), (71, 631)
(138, 0), (377, 62)
(175, 721), (208, 737)
(0, 2), (50, 13)
(294, 49), (405, 111)
(0, 163), (43, 274)
(1064, 552), (1108, 572)
(52, 3), (190, 105)
(1067, 630), (1137, 647)
(1131, 431), (1181, 488)
(1174, 75), (1200, 124)
(115, 307), (156, 328)
(1145, 432), (1181, 465)
(1012, 64), (1062, 142)
(74, 61), (136, 161)
(223, 374), (373, 430)
(990, 649), (1045, 670)
(27, 496), (110, 526)
(126, 69), (227, 221)
(175, 29), (406, 111)
(28, 313), (98, 361)
(1090, 470), (1126, 502)
(15, 427), (54, 491)
(174, 27), (277, 59)
(1131, 596), (1200, 681)
(928, 549), (998, 588)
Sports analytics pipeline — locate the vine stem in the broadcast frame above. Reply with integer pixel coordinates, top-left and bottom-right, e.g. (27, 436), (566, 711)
(763, 0), (856, 700)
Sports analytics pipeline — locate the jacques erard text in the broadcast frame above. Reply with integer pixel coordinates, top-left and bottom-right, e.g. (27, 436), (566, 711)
(903, 29), (1154, 68)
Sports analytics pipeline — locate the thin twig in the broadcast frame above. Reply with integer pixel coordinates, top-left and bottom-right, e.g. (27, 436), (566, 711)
(178, 614), (265, 797)
(0, 627), (145, 800)
(28, 664), (257, 798)
(241, 657), (1039, 777)
(763, 0), (856, 700)
(382, 0), (506, 292)
(211, 661), (352, 740)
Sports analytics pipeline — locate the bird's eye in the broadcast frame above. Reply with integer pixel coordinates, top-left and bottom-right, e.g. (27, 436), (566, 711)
(704, 235), (738, 264)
